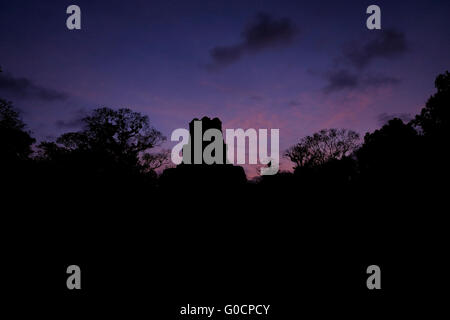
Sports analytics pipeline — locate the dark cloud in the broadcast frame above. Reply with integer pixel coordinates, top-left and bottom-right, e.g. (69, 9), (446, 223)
(242, 13), (298, 51)
(324, 69), (359, 92)
(343, 29), (408, 69)
(0, 71), (68, 101)
(210, 45), (243, 66)
(55, 108), (87, 129)
(324, 69), (400, 93)
(288, 100), (301, 106)
(362, 74), (400, 87)
(322, 29), (406, 93)
(249, 95), (264, 101)
(55, 118), (84, 129)
(377, 112), (412, 126)
(208, 13), (298, 69)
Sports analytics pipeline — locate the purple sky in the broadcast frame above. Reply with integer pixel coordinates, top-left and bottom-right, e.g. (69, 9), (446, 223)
(1, 0), (449, 176)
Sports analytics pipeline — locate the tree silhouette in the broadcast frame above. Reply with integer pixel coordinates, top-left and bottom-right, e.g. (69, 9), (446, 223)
(141, 149), (171, 172)
(410, 70), (450, 187)
(285, 128), (359, 169)
(38, 107), (167, 183)
(413, 71), (450, 138)
(356, 118), (419, 183)
(0, 98), (35, 164)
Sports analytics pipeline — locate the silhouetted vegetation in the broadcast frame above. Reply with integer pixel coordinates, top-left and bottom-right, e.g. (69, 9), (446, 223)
(1, 70), (449, 211)
(0, 97), (35, 189)
(3, 69), (448, 311)
(0, 98), (35, 164)
(413, 71), (450, 138)
(34, 107), (167, 194)
(285, 128), (359, 169)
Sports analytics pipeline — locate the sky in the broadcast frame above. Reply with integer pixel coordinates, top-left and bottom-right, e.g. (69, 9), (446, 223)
(1, 0), (449, 176)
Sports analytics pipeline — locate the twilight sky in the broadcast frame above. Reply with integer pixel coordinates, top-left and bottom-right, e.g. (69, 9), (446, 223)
(1, 0), (449, 176)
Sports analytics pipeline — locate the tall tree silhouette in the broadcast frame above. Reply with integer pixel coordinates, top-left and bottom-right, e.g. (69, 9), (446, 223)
(410, 70), (450, 186)
(357, 118), (419, 184)
(413, 71), (450, 138)
(0, 98), (35, 165)
(39, 107), (166, 180)
(0, 66), (35, 165)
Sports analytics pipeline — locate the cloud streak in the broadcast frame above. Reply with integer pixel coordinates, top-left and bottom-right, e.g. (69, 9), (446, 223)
(0, 71), (68, 101)
(54, 108), (89, 129)
(344, 29), (408, 69)
(208, 13), (298, 69)
(324, 70), (400, 93)
(323, 29), (407, 93)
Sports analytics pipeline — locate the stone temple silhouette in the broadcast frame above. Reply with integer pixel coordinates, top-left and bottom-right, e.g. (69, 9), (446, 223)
(160, 117), (246, 190)
(182, 116), (228, 165)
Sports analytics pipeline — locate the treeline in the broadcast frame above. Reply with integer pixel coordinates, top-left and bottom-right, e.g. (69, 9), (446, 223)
(1, 71), (449, 201)
(258, 71), (449, 201)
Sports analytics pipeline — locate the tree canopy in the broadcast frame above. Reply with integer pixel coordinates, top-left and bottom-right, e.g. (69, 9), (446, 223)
(39, 107), (166, 175)
(285, 128), (359, 169)
(0, 98), (35, 163)
(413, 71), (450, 137)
